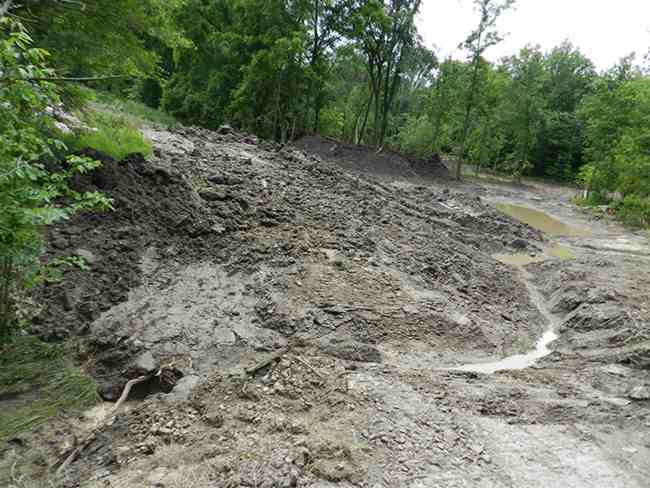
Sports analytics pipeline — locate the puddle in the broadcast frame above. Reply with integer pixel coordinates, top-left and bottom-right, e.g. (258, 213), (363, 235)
(452, 329), (559, 374)
(452, 264), (560, 374)
(496, 203), (590, 237)
(494, 245), (575, 266)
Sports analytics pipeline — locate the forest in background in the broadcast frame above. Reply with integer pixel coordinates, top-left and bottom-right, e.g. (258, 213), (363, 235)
(2, 0), (650, 226)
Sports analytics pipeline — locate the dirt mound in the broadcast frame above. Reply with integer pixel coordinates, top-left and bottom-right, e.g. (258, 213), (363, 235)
(293, 134), (448, 180)
(33, 150), (222, 342)
(31, 126), (539, 401)
(8, 125), (649, 487)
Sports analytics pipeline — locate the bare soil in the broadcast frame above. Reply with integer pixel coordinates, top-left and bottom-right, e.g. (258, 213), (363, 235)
(2, 127), (649, 487)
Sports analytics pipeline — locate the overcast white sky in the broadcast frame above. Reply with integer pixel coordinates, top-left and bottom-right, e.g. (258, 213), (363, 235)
(417, 0), (650, 70)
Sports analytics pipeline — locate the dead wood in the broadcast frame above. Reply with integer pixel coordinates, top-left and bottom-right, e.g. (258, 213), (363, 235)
(55, 371), (157, 476)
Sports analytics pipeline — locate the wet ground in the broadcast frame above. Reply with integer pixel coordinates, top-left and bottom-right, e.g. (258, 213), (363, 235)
(2, 128), (649, 487)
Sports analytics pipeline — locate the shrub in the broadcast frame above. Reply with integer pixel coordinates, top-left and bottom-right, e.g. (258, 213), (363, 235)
(615, 195), (650, 228)
(0, 17), (112, 338)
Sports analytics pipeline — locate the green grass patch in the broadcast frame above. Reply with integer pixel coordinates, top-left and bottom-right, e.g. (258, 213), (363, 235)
(93, 90), (177, 128)
(0, 336), (98, 443)
(64, 109), (153, 160)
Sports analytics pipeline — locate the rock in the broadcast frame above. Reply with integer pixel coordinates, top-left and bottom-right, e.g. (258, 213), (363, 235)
(198, 189), (229, 201)
(207, 174), (243, 186)
(161, 374), (200, 403)
(204, 410), (224, 428)
(51, 232), (69, 250)
(629, 386), (650, 401)
(97, 382), (121, 401)
(510, 238), (527, 250)
(133, 351), (158, 373)
(62, 287), (82, 311)
(74, 248), (97, 264)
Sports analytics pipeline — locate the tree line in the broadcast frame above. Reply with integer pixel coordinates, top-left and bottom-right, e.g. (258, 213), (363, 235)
(3, 0), (650, 203)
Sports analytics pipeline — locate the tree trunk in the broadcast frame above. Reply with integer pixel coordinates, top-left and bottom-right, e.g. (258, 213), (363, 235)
(358, 91), (373, 145)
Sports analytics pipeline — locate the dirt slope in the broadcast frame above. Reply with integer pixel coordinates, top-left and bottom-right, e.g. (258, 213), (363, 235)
(293, 135), (448, 181)
(2, 126), (649, 487)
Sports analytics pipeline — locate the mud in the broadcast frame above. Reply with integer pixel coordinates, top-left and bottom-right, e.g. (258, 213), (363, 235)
(1, 128), (649, 487)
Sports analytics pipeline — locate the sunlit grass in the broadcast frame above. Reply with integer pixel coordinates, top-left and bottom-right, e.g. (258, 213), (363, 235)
(64, 109), (153, 160)
(93, 91), (177, 128)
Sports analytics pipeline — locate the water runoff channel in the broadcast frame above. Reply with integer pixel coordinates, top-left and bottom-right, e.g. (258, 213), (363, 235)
(451, 202), (590, 374)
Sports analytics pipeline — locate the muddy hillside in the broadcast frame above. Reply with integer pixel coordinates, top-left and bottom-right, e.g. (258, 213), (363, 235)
(8, 126), (650, 487)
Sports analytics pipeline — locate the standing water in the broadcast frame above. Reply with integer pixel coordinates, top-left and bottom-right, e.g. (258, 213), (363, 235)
(450, 203), (576, 374)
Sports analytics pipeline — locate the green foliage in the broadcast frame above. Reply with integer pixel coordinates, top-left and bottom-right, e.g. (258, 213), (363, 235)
(65, 110), (153, 160)
(500, 45), (548, 179)
(577, 76), (650, 226)
(615, 196), (650, 228)
(0, 17), (112, 338)
(14, 0), (184, 79)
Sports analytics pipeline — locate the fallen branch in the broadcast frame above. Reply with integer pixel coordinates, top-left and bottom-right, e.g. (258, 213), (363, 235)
(55, 371), (156, 476)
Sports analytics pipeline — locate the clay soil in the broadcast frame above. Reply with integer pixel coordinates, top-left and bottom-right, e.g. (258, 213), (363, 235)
(1, 126), (649, 488)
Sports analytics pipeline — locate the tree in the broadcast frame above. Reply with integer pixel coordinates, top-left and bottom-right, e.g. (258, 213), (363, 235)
(531, 41), (595, 180)
(456, 0), (514, 180)
(428, 58), (467, 155)
(500, 45), (548, 182)
(306, 0), (344, 132)
(12, 0), (175, 79)
(343, 0), (423, 147)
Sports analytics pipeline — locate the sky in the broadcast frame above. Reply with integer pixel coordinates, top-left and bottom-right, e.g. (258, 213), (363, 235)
(417, 0), (650, 70)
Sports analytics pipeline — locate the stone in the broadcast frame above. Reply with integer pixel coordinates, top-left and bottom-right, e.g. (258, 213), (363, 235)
(74, 248), (97, 264)
(161, 375), (200, 403)
(205, 410), (224, 428)
(133, 351), (157, 373)
(198, 189), (229, 201)
(217, 124), (233, 135)
(510, 238), (528, 250)
(629, 385), (650, 401)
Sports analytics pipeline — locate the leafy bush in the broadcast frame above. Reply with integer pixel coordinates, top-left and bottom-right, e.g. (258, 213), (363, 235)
(65, 109), (153, 160)
(392, 115), (436, 157)
(615, 195), (650, 228)
(0, 17), (112, 338)
(578, 78), (650, 227)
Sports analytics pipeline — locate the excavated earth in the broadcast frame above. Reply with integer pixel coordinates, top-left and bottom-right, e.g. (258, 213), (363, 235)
(2, 125), (650, 487)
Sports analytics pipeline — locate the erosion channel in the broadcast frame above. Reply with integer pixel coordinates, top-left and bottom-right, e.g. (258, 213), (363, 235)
(2, 128), (649, 488)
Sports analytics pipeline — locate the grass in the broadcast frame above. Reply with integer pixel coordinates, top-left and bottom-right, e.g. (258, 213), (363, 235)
(64, 109), (153, 160)
(93, 90), (177, 128)
(0, 336), (99, 443)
